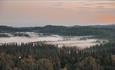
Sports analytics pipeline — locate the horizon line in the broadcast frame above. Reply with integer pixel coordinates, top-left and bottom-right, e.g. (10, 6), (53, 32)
(0, 24), (115, 28)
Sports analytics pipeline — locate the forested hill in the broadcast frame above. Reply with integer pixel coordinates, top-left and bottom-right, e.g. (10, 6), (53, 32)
(0, 25), (115, 37)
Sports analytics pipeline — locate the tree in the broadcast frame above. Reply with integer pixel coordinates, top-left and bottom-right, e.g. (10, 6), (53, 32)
(36, 58), (54, 70)
(76, 56), (101, 70)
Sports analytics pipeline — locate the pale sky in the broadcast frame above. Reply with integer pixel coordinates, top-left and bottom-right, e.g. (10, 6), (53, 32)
(0, 0), (115, 27)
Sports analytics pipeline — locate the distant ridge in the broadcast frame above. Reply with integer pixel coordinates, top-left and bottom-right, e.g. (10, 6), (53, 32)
(91, 24), (115, 29)
(0, 24), (115, 37)
(0, 24), (115, 29)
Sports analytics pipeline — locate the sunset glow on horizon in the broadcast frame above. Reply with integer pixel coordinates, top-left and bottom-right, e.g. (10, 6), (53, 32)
(0, 0), (115, 26)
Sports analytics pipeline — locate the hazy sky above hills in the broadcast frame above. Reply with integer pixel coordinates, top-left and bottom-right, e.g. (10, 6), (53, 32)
(0, 0), (115, 27)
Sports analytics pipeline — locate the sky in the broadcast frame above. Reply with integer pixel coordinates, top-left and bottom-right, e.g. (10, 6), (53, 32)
(0, 0), (115, 27)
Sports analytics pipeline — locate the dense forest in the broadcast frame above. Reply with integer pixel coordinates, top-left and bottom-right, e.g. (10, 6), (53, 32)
(0, 41), (113, 70)
(0, 25), (115, 70)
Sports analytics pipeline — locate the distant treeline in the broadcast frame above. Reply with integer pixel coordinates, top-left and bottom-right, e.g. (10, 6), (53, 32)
(0, 25), (115, 38)
(0, 42), (114, 70)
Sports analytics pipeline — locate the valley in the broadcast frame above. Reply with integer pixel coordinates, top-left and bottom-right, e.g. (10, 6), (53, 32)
(0, 32), (107, 49)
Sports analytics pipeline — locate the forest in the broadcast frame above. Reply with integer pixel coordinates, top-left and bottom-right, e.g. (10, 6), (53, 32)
(0, 41), (113, 70)
(0, 25), (114, 70)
